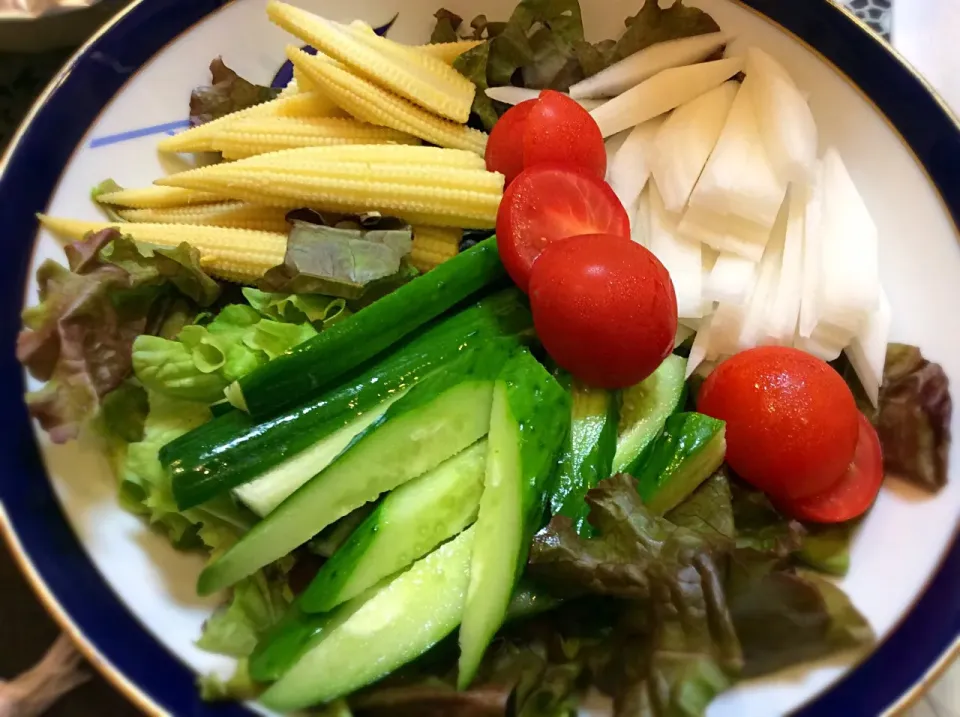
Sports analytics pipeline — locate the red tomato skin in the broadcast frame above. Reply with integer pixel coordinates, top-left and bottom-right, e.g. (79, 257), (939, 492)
(779, 412), (884, 523)
(698, 346), (860, 501)
(485, 100), (536, 186)
(529, 234), (678, 389)
(523, 90), (607, 180)
(496, 164), (630, 292)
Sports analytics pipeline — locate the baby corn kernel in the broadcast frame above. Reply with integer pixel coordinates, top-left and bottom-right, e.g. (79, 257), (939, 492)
(118, 202), (291, 233)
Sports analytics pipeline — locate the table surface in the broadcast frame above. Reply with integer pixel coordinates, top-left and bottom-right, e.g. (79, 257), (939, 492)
(2, 1), (959, 716)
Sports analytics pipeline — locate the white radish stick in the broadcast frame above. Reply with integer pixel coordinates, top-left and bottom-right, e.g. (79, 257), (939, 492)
(685, 314), (713, 378)
(846, 288), (892, 407)
(686, 77), (787, 237)
(608, 116), (665, 211)
(677, 205), (769, 262)
(704, 253), (757, 304)
(632, 185), (651, 246)
(648, 180), (704, 319)
(484, 86), (606, 111)
(799, 159), (824, 338)
(650, 81), (738, 213)
(569, 32), (729, 99)
(764, 184), (805, 344)
(738, 202), (787, 351)
(746, 48), (818, 184)
(816, 147), (881, 334)
(589, 57), (744, 138)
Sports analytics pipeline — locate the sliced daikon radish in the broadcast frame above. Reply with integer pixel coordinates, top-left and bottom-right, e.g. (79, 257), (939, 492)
(632, 186), (651, 246)
(650, 81), (738, 213)
(798, 160), (824, 338)
(678, 205), (769, 262)
(746, 48), (818, 184)
(795, 331), (846, 362)
(590, 57), (744, 138)
(704, 253), (757, 304)
(484, 86), (606, 111)
(709, 300), (753, 359)
(569, 32), (729, 100)
(846, 288), (892, 406)
(685, 314), (713, 378)
(686, 77), (787, 235)
(764, 184), (805, 344)
(608, 116), (665, 210)
(738, 204), (787, 351)
(648, 180), (704, 319)
(816, 147), (881, 334)
(674, 324), (695, 349)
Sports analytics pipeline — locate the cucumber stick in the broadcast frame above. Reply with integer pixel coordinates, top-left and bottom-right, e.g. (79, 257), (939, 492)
(549, 375), (619, 537)
(239, 237), (505, 417)
(613, 354), (687, 474)
(261, 527), (476, 711)
(301, 439), (487, 613)
(634, 412), (726, 514)
(458, 349), (570, 688)
(198, 343), (517, 596)
(232, 396), (401, 517)
(164, 288), (531, 510)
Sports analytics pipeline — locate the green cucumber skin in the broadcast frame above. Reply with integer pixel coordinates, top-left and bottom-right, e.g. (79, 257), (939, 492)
(549, 375), (619, 537)
(239, 238), (505, 417)
(300, 440), (486, 613)
(163, 288), (531, 511)
(613, 355), (688, 475)
(251, 574), (558, 684)
(261, 528), (476, 711)
(458, 350), (570, 688)
(197, 342), (517, 596)
(634, 412), (727, 514)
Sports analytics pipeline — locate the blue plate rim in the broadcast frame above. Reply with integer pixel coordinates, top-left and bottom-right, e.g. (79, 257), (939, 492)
(0, 0), (958, 715)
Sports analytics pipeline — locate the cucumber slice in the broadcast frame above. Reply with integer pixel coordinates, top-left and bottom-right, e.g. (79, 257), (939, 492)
(549, 375), (619, 536)
(232, 397), (400, 517)
(198, 343), (516, 595)
(164, 288), (532, 511)
(301, 440), (486, 613)
(260, 527), (476, 711)
(505, 579), (564, 622)
(239, 237), (505, 417)
(458, 350), (570, 688)
(613, 354), (688, 474)
(634, 412), (726, 514)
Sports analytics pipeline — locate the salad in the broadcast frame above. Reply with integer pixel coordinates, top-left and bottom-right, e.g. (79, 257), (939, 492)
(19, 0), (955, 714)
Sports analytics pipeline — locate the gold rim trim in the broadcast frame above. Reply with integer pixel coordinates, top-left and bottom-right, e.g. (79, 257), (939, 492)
(2, 0), (959, 715)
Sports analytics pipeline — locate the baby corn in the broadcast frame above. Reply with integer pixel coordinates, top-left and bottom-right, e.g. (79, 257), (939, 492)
(95, 185), (223, 209)
(38, 215), (286, 284)
(416, 40), (483, 64)
(268, 1), (474, 122)
(276, 77), (300, 99)
(212, 116), (418, 160)
(290, 48), (488, 155)
(158, 91), (343, 153)
(155, 145), (503, 228)
(118, 202), (291, 233)
(410, 226), (461, 271)
(239, 144), (486, 170)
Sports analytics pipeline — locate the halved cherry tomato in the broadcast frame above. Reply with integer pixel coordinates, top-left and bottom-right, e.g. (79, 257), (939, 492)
(698, 346), (860, 501)
(496, 164), (630, 291)
(523, 90), (606, 181)
(485, 99), (536, 187)
(778, 412), (884, 523)
(485, 92), (606, 185)
(528, 233), (678, 388)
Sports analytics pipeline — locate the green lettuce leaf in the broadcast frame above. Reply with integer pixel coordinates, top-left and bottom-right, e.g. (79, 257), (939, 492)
(665, 468), (735, 547)
(431, 9), (464, 42)
(454, 43), (500, 131)
(91, 179), (126, 222)
(190, 57), (280, 128)
(726, 554), (873, 678)
(18, 230), (220, 443)
(873, 344), (952, 492)
(730, 479), (805, 558)
(259, 217), (414, 299)
(198, 659), (260, 702)
(242, 287), (350, 328)
(612, 1), (720, 64)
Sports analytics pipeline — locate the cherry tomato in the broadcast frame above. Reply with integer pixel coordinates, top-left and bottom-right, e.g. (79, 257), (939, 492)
(497, 164), (630, 291)
(485, 92), (606, 185)
(698, 346), (860, 501)
(485, 99), (536, 187)
(523, 90), (606, 181)
(779, 412), (884, 523)
(528, 234), (678, 389)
